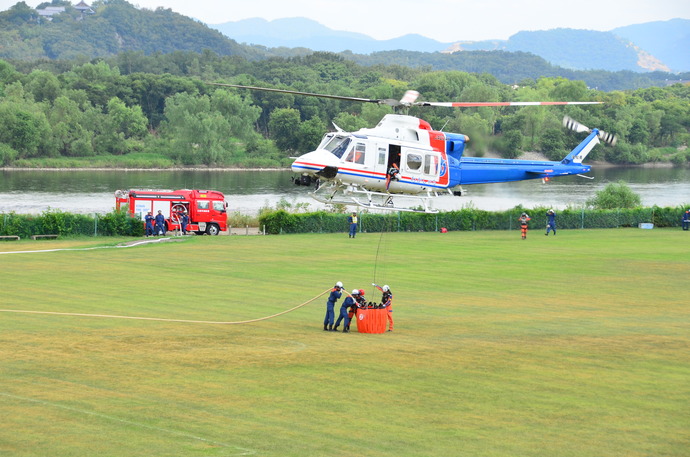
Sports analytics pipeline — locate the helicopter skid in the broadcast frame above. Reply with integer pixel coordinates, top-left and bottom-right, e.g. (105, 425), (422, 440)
(311, 183), (439, 213)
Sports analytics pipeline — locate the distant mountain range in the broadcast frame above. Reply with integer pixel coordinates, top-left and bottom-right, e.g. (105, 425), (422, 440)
(210, 17), (690, 73)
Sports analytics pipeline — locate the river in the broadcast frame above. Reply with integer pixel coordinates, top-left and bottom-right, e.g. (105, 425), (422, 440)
(1, 167), (689, 215)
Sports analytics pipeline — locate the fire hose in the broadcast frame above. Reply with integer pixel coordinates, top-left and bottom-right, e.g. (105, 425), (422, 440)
(0, 289), (332, 325)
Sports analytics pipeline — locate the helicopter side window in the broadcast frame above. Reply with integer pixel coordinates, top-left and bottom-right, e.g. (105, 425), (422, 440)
(424, 154), (439, 175)
(406, 153), (423, 172)
(345, 142), (366, 164)
(324, 136), (351, 159)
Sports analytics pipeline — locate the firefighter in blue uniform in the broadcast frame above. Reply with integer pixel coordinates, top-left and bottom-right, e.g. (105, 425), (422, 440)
(178, 210), (189, 235)
(154, 210), (166, 236)
(334, 289), (358, 332)
(545, 209), (557, 236)
(144, 211), (154, 237)
(324, 281), (343, 331)
(682, 209), (690, 231)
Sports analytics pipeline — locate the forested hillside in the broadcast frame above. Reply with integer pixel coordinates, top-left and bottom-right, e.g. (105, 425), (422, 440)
(1, 51), (688, 169)
(0, 0), (688, 92)
(0, 0), (259, 60)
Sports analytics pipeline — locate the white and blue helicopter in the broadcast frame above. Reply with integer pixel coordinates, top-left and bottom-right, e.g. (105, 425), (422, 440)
(214, 84), (616, 213)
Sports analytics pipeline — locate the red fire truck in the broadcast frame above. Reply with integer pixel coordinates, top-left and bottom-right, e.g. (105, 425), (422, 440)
(115, 189), (228, 235)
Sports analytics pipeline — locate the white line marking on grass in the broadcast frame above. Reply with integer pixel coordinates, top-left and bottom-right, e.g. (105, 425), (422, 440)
(0, 391), (255, 456)
(0, 237), (182, 255)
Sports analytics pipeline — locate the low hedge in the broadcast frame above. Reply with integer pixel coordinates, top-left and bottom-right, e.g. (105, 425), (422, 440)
(258, 205), (690, 235)
(0, 210), (143, 238)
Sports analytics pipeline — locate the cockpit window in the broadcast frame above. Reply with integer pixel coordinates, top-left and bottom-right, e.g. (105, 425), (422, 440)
(323, 136), (351, 159)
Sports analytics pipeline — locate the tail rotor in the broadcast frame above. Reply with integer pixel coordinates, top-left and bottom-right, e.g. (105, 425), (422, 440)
(563, 116), (617, 146)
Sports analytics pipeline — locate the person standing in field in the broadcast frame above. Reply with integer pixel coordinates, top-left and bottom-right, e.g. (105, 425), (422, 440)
(324, 281), (343, 331)
(682, 209), (690, 231)
(545, 209), (557, 236)
(155, 210), (166, 236)
(518, 212), (531, 240)
(348, 212), (358, 238)
(373, 284), (394, 332)
(145, 211), (155, 237)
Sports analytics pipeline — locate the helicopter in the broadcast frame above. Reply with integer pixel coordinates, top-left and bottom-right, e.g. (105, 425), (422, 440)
(213, 83), (617, 213)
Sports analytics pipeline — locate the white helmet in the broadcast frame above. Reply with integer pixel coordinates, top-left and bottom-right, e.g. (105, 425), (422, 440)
(352, 289), (359, 295)
(335, 281), (343, 288)
(383, 285), (390, 292)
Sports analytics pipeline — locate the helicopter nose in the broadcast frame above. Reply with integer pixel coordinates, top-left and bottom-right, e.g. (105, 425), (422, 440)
(291, 150), (324, 174)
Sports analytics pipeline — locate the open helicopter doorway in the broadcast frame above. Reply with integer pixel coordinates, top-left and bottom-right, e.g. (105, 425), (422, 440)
(385, 144), (401, 190)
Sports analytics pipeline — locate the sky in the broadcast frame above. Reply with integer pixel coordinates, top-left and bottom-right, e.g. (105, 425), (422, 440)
(1, 0), (688, 42)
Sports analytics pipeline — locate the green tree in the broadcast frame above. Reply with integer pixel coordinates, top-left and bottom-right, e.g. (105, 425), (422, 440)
(0, 102), (52, 158)
(586, 181), (642, 209)
(540, 128), (567, 160)
(498, 130), (523, 159)
(268, 108), (301, 152)
(162, 92), (236, 165)
(298, 116), (327, 152)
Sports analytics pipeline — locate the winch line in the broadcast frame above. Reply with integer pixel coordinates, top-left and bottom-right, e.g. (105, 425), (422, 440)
(371, 213), (394, 289)
(0, 289), (331, 325)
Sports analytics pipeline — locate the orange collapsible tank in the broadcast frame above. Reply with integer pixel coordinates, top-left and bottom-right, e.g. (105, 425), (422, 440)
(355, 307), (387, 334)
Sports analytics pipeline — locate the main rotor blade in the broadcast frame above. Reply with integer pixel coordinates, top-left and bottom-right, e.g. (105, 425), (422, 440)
(416, 101), (602, 107)
(210, 83), (391, 105)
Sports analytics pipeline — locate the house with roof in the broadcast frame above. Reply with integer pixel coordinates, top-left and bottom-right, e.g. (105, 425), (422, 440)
(74, 1), (94, 15)
(35, 6), (66, 21)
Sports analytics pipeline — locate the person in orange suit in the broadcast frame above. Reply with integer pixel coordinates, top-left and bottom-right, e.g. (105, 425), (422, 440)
(518, 212), (531, 240)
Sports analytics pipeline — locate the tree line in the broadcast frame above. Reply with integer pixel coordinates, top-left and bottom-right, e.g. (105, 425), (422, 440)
(0, 50), (688, 168)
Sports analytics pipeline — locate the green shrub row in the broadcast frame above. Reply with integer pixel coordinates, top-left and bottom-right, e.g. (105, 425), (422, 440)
(258, 205), (690, 235)
(0, 210), (143, 238)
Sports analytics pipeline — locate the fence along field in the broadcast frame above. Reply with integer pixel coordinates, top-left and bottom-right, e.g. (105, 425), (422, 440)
(0, 229), (688, 457)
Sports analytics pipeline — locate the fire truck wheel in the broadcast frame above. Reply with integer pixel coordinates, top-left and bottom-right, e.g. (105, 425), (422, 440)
(206, 223), (220, 236)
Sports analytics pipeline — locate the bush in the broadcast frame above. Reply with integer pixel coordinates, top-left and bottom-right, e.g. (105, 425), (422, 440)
(586, 181), (642, 209)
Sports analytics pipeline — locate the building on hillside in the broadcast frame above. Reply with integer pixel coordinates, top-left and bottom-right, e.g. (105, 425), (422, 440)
(74, 1), (95, 15)
(36, 6), (66, 21)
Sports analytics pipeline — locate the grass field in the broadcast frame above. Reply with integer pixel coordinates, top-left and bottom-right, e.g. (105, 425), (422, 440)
(1, 229), (688, 457)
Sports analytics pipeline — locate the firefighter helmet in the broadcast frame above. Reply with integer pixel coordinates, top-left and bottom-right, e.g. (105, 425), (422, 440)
(383, 285), (390, 292)
(351, 289), (359, 295)
(335, 281), (343, 288)
(359, 289), (365, 296)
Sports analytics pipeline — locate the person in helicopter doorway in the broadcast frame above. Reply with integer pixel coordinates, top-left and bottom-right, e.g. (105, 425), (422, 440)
(144, 211), (155, 237)
(545, 209), (557, 236)
(324, 281), (343, 331)
(154, 210), (166, 236)
(518, 212), (531, 240)
(682, 209), (690, 231)
(334, 289), (358, 333)
(348, 212), (358, 238)
(373, 284), (394, 332)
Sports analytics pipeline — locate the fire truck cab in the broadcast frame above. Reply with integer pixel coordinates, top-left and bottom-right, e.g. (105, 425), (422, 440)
(115, 189), (228, 235)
